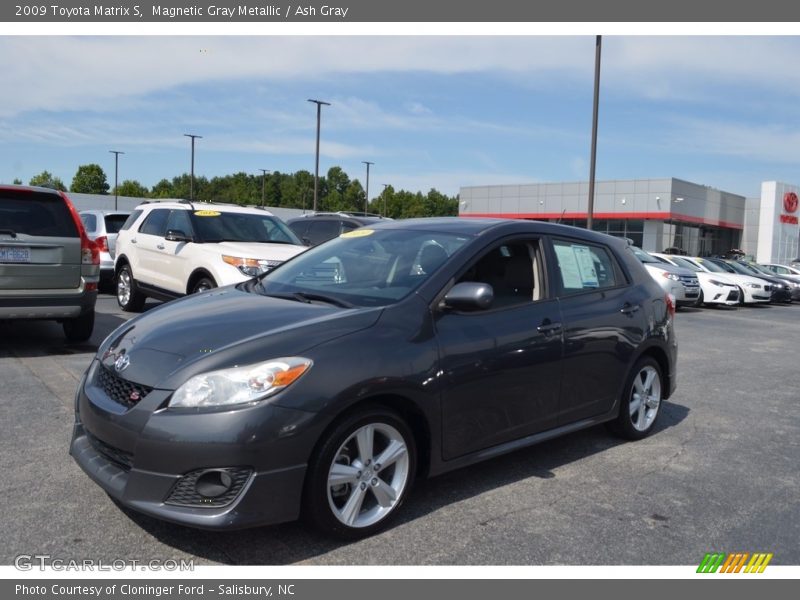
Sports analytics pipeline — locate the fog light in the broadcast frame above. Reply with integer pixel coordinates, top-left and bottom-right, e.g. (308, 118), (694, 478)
(195, 469), (234, 498)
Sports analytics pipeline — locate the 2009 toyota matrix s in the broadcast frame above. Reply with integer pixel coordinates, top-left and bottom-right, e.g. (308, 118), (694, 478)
(71, 218), (677, 538)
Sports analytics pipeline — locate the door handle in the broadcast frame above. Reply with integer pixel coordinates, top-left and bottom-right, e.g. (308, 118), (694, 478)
(537, 321), (563, 335)
(130, 238), (137, 244)
(620, 303), (640, 315)
(157, 243), (165, 250)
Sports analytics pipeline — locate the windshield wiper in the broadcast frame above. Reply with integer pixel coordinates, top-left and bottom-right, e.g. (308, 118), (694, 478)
(0, 229), (17, 238)
(260, 290), (353, 308)
(292, 292), (354, 308)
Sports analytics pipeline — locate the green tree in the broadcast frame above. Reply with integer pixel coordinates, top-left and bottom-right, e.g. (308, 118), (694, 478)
(29, 170), (67, 191)
(70, 164), (109, 194)
(13, 178), (22, 185)
(115, 180), (149, 198)
(150, 178), (175, 198)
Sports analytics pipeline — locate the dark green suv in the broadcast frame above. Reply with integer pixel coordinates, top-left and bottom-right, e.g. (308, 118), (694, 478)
(0, 185), (100, 341)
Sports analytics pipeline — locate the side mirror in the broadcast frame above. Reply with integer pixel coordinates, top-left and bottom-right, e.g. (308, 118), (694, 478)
(441, 282), (494, 312)
(165, 229), (191, 243)
(302, 237), (313, 247)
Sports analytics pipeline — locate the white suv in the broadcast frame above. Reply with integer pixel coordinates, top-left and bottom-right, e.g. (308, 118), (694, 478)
(114, 201), (306, 311)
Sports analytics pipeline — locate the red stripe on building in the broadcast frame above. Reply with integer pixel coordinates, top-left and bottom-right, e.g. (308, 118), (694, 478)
(461, 211), (743, 230)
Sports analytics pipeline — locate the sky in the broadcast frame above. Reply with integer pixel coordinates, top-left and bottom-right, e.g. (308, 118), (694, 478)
(1, 35), (800, 200)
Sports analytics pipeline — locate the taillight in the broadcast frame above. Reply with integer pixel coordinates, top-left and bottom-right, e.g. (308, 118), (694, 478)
(665, 293), (676, 318)
(95, 235), (109, 253)
(59, 191), (99, 266)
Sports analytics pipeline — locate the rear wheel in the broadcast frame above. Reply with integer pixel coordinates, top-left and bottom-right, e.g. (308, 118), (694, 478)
(609, 357), (663, 440)
(63, 309), (94, 342)
(116, 265), (146, 312)
(304, 408), (416, 539)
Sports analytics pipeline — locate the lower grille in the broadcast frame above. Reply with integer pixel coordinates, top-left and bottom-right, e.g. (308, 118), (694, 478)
(86, 431), (133, 471)
(165, 468), (252, 508)
(726, 290), (739, 302)
(97, 366), (153, 409)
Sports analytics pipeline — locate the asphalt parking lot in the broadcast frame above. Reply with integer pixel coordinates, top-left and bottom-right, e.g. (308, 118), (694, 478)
(1, 295), (798, 566)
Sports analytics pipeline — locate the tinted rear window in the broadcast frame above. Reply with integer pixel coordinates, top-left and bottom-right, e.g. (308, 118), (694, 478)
(0, 190), (78, 237)
(80, 213), (97, 232)
(104, 214), (130, 234)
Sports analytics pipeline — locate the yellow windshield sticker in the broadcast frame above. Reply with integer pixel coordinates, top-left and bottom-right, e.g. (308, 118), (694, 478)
(340, 229), (374, 238)
(194, 210), (221, 217)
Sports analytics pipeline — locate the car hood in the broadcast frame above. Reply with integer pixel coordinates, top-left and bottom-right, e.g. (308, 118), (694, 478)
(211, 241), (306, 261)
(98, 285), (381, 388)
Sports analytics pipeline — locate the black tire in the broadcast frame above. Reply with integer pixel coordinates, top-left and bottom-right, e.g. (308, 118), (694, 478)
(191, 276), (217, 294)
(695, 290), (704, 307)
(116, 264), (146, 312)
(63, 309), (95, 342)
(304, 407), (417, 539)
(608, 356), (664, 440)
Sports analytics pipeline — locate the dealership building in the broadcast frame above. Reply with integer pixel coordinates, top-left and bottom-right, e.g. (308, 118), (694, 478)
(459, 178), (800, 264)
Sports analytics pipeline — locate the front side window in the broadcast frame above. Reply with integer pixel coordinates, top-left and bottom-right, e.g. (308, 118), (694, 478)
(455, 240), (542, 309)
(553, 239), (620, 294)
(166, 209), (193, 236)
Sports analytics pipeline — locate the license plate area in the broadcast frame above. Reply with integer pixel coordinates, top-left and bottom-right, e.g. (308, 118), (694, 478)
(0, 246), (31, 263)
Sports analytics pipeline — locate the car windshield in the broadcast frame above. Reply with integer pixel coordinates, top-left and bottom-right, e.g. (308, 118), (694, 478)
(255, 228), (470, 307)
(669, 256), (701, 272)
(694, 258), (727, 273)
(192, 211), (302, 245)
(629, 246), (661, 264)
(725, 260), (760, 275)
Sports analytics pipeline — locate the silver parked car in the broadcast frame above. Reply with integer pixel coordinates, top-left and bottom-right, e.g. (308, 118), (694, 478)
(79, 210), (131, 286)
(0, 185), (100, 341)
(628, 245), (700, 307)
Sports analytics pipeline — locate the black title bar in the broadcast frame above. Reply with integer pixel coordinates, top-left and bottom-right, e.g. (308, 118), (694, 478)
(3, 0), (800, 22)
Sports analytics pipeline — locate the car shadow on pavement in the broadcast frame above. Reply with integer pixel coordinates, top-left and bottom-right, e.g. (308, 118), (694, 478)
(113, 400), (690, 565)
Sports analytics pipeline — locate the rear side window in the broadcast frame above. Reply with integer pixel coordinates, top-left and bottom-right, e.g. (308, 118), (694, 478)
(80, 213), (98, 232)
(104, 214), (130, 234)
(0, 190), (78, 237)
(138, 209), (170, 236)
(553, 239), (621, 294)
(288, 220), (308, 239)
(306, 220), (341, 245)
(120, 210), (143, 231)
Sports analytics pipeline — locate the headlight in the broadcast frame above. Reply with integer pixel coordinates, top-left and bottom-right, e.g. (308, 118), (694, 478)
(169, 357), (312, 408)
(745, 283), (761, 289)
(662, 272), (680, 281)
(708, 279), (727, 287)
(222, 255), (282, 277)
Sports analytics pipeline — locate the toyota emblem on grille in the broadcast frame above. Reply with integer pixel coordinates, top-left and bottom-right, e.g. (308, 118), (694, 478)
(114, 353), (131, 372)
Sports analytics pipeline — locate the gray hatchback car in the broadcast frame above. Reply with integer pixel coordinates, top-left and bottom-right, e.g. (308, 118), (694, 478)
(0, 185), (100, 341)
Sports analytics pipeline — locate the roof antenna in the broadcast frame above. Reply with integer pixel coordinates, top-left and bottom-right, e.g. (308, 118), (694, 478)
(556, 209), (566, 224)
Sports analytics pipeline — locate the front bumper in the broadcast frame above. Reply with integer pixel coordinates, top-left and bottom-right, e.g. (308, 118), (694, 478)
(69, 363), (324, 530)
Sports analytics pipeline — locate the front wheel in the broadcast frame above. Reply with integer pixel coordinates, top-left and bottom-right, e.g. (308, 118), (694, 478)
(191, 276), (217, 294)
(116, 265), (146, 312)
(304, 408), (416, 539)
(609, 357), (663, 440)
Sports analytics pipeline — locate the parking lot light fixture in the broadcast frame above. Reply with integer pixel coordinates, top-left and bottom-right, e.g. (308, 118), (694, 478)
(184, 133), (202, 201)
(109, 150), (124, 210)
(259, 169), (271, 207)
(362, 161), (374, 214)
(308, 99), (330, 212)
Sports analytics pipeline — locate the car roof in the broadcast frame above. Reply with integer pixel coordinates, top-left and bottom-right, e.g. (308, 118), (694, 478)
(288, 213), (387, 224)
(0, 184), (65, 196)
(134, 201), (275, 216)
(79, 209), (131, 215)
(363, 216), (631, 245)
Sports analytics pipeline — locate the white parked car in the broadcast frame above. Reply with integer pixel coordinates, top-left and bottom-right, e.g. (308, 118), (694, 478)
(761, 263), (800, 283)
(652, 253), (740, 306)
(114, 201), (307, 311)
(627, 246), (700, 306)
(687, 257), (770, 304)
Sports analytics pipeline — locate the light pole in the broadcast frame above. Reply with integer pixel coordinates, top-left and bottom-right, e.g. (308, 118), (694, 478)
(184, 133), (202, 201)
(307, 99), (330, 212)
(587, 35), (602, 231)
(109, 150), (124, 210)
(259, 169), (270, 206)
(362, 161), (374, 214)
